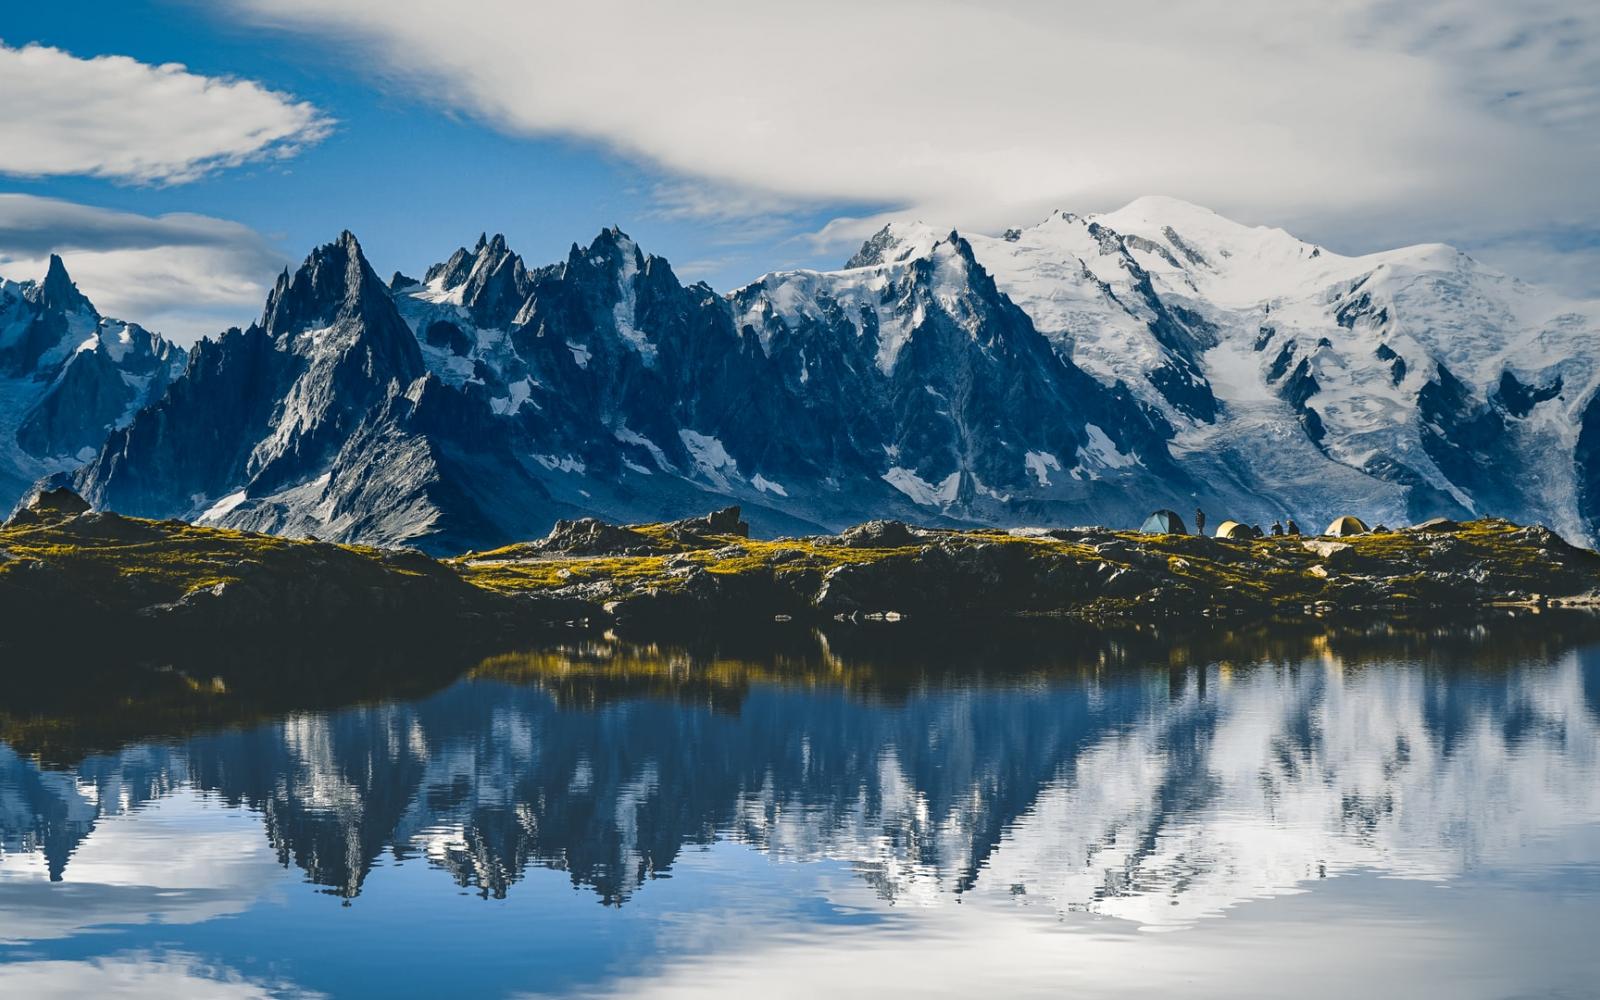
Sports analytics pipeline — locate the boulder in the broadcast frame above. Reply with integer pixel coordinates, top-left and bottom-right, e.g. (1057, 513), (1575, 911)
(531, 517), (656, 556)
(655, 506), (750, 548)
(5, 483), (91, 527)
(1301, 539), (1352, 559)
(1412, 517), (1461, 533)
(834, 519), (923, 549)
(664, 506), (748, 538)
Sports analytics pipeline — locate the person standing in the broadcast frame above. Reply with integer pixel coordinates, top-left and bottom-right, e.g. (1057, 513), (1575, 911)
(1285, 518), (1301, 536)
(1194, 508), (1207, 535)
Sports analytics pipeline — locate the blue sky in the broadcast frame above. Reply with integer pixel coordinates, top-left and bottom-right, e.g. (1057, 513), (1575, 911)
(2, 0), (1598, 341)
(0, 0), (872, 337)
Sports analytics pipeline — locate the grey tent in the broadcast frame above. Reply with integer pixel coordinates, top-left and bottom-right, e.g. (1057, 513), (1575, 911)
(1140, 509), (1188, 535)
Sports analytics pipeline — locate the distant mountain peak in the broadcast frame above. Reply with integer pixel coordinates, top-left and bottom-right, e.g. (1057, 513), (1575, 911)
(39, 254), (94, 315)
(263, 229), (392, 337)
(844, 220), (940, 269)
(586, 225), (637, 257)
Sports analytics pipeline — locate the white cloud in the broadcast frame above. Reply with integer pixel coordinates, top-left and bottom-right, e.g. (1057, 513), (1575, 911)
(220, 0), (1600, 285)
(0, 953), (321, 1000)
(0, 42), (331, 184)
(0, 194), (284, 342)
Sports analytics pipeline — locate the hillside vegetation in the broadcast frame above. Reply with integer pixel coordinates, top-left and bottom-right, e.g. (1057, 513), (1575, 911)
(4, 491), (1597, 639)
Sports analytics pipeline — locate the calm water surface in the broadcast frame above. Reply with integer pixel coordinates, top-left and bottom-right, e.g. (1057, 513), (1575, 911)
(3, 620), (1600, 998)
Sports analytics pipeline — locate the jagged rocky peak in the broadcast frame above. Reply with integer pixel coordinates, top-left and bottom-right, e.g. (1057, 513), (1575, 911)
(38, 254), (94, 315)
(261, 229), (392, 337)
(423, 243), (474, 289)
(260, 231), (424, 383)
(574, 224), (642, 270)
(845, 221), (940, 269)
(0, 254), (187, 500)
(414, 231), (536, 328)
(425, 232), (520, 288)
(461, 234), (529, 317)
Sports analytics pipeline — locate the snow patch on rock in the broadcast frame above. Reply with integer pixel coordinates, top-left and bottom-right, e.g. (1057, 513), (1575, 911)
(883, 466), (960, 507)
(1024, 450), (1062, 487)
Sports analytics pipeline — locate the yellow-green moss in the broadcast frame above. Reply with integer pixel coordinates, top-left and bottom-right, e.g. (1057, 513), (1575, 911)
(3, 515), (1582, 615)
(0, 515), (407, 606)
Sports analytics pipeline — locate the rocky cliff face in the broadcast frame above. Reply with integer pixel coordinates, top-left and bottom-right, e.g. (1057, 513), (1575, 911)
(75, 232), (576, 551)
(37, 197), (1600, 551)
(0, 256), (184, 503)
(77, 222), (1183, 552)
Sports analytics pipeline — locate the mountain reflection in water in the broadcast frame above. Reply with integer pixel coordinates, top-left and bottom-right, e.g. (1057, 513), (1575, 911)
(2, 616), (1599, 997)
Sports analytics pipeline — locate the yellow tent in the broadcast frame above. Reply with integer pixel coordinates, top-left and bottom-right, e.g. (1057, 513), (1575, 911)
(1214, 520), (1253, 539)
(1324, 515), (1369, 537)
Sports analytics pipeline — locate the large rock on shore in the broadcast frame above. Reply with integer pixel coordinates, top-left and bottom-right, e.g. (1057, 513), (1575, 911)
(529, 518), (658, 556)
(6, 482), (91, 526)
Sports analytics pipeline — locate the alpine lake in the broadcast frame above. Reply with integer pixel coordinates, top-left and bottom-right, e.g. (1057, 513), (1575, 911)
(3, 613), (1600, 999)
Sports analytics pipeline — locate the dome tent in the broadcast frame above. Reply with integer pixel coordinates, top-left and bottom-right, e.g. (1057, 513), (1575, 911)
(1214, 520), (1253, 539)
(1324, 515), (1370, 537)
(1140, 510), (1187, 535)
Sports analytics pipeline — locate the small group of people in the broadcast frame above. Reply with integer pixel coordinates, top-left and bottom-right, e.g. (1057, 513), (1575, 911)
(1194, 509), (1300, 538)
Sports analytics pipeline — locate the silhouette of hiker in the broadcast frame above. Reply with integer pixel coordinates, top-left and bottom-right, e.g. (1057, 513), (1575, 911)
(1285, 518), (1301, 536)
(1271, 521), (1284, 536)
(1194, 508), (1207, 535)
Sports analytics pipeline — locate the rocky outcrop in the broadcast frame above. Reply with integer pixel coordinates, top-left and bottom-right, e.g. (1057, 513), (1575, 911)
(6, 480), (90, 525)
(833, 519), (925, 548)
(657, 506), (749, 545)
(527, 517), (660, 557)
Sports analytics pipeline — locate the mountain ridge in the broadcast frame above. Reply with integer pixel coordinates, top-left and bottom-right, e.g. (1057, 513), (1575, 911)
(6, 197), (1598, 552)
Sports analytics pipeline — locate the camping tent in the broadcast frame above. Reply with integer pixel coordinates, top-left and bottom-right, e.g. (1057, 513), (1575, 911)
(1214, 520), (1253, 539)
(1324, 515), (1370, 537)
(1140, 510), (1187, 535)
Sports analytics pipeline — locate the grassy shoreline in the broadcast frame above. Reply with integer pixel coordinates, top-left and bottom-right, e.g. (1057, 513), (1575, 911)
(4, 496), (1598, 638)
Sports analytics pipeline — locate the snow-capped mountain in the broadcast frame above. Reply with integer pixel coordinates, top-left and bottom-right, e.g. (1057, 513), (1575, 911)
(830, 197), (1600, 540)
(27, 196), (1600, 551)
(0, 256), (184, 504)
